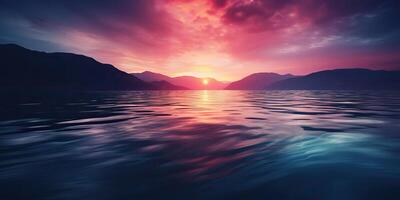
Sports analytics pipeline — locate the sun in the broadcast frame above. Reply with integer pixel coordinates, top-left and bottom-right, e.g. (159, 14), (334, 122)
(202, 79), (209, 85)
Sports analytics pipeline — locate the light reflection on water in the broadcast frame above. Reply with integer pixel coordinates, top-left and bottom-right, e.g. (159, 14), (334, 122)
(1, 90), (400, 199)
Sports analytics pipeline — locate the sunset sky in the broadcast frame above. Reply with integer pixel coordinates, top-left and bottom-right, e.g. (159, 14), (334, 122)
(0, 0), (400, 81)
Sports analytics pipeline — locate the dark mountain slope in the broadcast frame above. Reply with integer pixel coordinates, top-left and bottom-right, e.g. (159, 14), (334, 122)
(225, 73), (294, 90)
(268, 68), (400, 90)
(0, 44), (182, 90)
(132, 71), (172, 82)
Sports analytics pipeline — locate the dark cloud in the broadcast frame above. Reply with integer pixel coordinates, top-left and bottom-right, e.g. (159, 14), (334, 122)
(221, 0), (398, 30)
(212, 0), (229, 8)
(0, 0), (176, 40)
(0, 0), (187, 63)
(1, 0), (398, 46)
(345, 6), (400, 37)
(218, 0), (400, 55)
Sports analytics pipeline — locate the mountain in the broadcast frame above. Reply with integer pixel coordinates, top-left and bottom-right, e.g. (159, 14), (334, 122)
(268, 68), (400, 90)
(149, 80), (187, 90)
(4, 44), (397, 91)
(0, 44), (183, 90)
(131, 71), (228, 90)
(172, 76), (228, 90)
(133, 71), (172, 82)
(225, 72), (295, 90)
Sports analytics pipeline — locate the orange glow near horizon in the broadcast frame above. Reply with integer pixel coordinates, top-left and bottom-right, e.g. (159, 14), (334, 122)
(202, 79), (209, 85)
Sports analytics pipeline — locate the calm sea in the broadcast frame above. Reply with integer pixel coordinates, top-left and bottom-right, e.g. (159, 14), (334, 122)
(1, 90), (400, 200)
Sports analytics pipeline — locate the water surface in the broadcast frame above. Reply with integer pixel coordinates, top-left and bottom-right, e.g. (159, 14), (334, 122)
(1, 90), (400, 199)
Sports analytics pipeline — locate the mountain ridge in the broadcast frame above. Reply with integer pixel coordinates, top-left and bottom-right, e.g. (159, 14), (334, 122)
(3, 44), (399, 91)
(0, 44), (184, 90)
(131, 71), (229, 90)
(267, 68), (400, 90)
(225, 72), (295, 90)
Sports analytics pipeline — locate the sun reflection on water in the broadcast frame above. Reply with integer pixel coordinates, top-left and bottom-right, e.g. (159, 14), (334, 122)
(1, 91), (400, 199)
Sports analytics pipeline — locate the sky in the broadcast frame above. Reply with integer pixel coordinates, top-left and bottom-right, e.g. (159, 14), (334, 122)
(0, 0), (400, 81)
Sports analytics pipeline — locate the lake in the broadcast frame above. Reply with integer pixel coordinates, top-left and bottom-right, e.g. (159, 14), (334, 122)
(1, 90), (400, 200)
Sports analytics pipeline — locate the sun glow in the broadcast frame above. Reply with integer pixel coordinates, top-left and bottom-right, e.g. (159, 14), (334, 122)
(202, 79), (209, 85)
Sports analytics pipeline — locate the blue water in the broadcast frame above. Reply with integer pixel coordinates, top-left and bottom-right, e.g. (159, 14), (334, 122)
(1, 90), (400, 200)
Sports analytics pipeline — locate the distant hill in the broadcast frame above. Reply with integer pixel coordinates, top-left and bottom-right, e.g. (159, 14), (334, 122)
(0, 44), (183, 90)
(131, 71), (228, 90)
(149, 80), (187, 90)
(4, 44), (398, 91)
(133, 71), (172, 82)
(268, 68), (400, 90)
(225, 73), (295, 90)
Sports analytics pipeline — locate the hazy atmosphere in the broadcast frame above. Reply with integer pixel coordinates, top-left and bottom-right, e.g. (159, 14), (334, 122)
(1, 0), (400, 80)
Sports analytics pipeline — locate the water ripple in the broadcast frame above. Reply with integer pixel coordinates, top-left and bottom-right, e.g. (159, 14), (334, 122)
(1, 90), (400, 199)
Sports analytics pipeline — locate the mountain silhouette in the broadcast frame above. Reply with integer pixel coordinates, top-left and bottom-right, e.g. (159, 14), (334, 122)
(149, 80), (187, 90)
(268, 68), (400, 90)
(0, 44), (183, 90)
(225, 73), (295, 90)
(132, 71), (172, 82)
(131, 71), (228, 90)
(3, 44), (399, 91)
